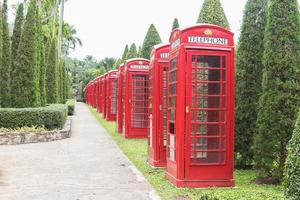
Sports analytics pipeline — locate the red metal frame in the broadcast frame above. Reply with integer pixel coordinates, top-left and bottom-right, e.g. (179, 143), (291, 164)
(116, 64), (125, 133)
(105, 70), (118, 121)
(98, 76), (104, 113)
(123, 58), (150, 139)
(148, 44), (170, 167)
(166, 24), (235, 188)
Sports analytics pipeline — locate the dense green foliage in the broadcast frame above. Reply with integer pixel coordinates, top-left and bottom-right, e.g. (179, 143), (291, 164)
(11, 3), (24, 61)
(126, 43), (138, 59)
(66, 99), (76, 115)
(0, 0), (11, 107)
(11, 0), (40, 108)
(235, 0), (268, 168)
(140, 24), (162, 59)
(254, 0), (300, 181)
(284, 112), (300, 200)
(172, 18), (179, 30)
(90, 107), (284, 200)
(0, 5), (3, 107)
(121, 44), (128, 61)
(0, 104), (68, 130)
(196, 0), (230, 29)
(46, 37), (59, 104)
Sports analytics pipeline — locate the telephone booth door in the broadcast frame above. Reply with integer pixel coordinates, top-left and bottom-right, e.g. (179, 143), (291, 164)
(98, 76), (103, 113)
(106, 70), (118, 121)
(102, 74), (108, 118)
(123, 59), (150, 139)
(166, 24), (235, 188)
(185, 51), (233, 183)
(148, 44), (169, 167)
(117, 65), (124, 133)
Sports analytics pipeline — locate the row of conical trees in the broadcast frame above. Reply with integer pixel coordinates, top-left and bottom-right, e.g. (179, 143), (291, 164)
(0, 0), (69, 108)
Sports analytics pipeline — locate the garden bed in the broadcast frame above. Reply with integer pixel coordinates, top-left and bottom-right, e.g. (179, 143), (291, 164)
(0, 117), (72, 145)
(89, 106), (284, 200)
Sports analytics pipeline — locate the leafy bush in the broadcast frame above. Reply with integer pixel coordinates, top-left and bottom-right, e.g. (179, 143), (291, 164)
(66, 99), (76, 115)
(0, 104), (67, 130)
(284, 112), (300, 200)
(0, 126), (49, 133)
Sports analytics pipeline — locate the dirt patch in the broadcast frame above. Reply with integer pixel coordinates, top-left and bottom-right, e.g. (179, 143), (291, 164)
(251, 177), (280, 185)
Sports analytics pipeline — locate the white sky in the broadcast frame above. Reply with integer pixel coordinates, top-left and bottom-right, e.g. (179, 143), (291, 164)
(6, 0), (258, 60)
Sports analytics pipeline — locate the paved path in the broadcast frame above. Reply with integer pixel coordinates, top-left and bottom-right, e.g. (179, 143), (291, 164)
(0, 103), (159, 200)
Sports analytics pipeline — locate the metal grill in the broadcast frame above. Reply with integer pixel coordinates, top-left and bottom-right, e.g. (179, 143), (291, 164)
(130, 75), (149, 128)
(190, 55), (226, 165)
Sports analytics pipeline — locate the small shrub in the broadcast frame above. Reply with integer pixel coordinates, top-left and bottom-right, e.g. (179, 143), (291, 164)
(284, 111), (300, 200)
(66, 99), (76, 115)
(0, 126), (49, 133)
(0, 104), (67, 130)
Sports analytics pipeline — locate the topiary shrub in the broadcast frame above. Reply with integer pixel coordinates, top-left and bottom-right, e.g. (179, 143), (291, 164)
(0, 104), (67, 130)
(284, 111), (300, 200)
(66, 99), (76, 115)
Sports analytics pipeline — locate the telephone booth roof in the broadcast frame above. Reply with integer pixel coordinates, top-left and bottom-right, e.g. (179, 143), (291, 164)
(169, 24), (234, 52)
(151, 44), (170, 63)
(124, 58), (150, 72)
(108, 70), (118, 77)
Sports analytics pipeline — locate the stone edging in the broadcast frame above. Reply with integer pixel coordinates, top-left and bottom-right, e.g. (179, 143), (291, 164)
(0, 117), (72, 145)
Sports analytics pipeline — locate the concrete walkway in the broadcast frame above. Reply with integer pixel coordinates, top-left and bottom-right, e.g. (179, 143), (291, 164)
(0, 103), (159, 200)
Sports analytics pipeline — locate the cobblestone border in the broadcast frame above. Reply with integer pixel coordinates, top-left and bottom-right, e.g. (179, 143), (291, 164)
(0, 117), (72, 145)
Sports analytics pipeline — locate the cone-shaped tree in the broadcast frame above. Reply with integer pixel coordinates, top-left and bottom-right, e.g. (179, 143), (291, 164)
(57, 60), (63, 103)
(137, 45), (142, 57)
(172, 18), (180, 31)
(140, 24), (162, 59)
(196, 0), (230, 29)
(126, 43), (138, 59)
(0, 5), (3, 107)
(61, 61), (66, 103)
(254, 0), (300, 181)
(1, 0), (11, 107)
(11, 3), (24, 61)
(11, 0), (40, 108)
(112, 58), (122, 69)
(46, 37), (59, 104)
(284, 112), (300, 199)
(121, 44), (128, 61)
(235, 0), (268, 168)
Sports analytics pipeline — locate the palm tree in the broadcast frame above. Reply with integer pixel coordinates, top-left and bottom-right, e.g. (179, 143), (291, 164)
(62, 22), (82, 55)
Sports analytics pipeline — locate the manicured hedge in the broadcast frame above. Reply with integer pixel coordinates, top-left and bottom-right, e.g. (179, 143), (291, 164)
(66, 99), (76, 115)
(0, 104), (68, 130)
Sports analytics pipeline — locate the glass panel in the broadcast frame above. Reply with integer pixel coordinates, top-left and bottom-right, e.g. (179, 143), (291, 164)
(190, 55), (227, 165)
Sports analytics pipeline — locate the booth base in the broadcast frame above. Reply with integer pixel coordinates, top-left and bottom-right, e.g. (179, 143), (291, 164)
(165, 171), (235, 188)
(124, 135), (147, 139)
(147, 157), (166, 168)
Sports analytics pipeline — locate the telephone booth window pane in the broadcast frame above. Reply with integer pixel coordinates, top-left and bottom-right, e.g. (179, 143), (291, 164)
(168, 58), (177, 161)
(190, 55), (226, 165)
(131, 75), (149, 128)
(162, 67), (168, 147)
(111, 79), (118, 115)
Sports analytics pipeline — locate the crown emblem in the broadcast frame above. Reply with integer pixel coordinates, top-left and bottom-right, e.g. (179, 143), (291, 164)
(138, 61), (143, 64)
(204, 29), (213, 36)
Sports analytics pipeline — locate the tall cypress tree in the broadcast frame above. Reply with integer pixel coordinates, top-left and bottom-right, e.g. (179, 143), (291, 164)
(11, 0), (39, 108)
(254, 0), (300, 181)
(126, 43), (138, 59)
(57, 60), (63, 103)
(1, 0), (11, 107)
(196, 0), (230, 29)
(140, 24), (162, 59)
(172, 18), (180, 31)
(235, 0), (268, 168)
(61, 61), (66, 104)
(121, 44), (128, 61)
(46, 37), (59, 104)
(0, 5), (3, 107)
(11, 3), (24, 61)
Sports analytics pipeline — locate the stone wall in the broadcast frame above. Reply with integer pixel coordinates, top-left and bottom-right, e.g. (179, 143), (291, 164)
(0, 117), (72, 145)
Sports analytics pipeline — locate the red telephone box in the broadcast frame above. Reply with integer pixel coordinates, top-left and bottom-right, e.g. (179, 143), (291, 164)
(102, 73), (108, 118)
(116, 64), (124, 133)
(123, 58), (150, 138)
(97, 76), (104, 113)
(105, 70), (118, 121)
(91, 79), (97, 108)
(166, 24), (235, 188)
(95, 77), (100, 112)
(148, 44), (170, 167)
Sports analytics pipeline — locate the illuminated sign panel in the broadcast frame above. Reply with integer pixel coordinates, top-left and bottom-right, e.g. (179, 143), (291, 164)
(130, 65), (149, 70)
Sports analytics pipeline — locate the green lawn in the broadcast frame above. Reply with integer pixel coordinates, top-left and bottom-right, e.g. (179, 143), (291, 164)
(89, 107), (284, 200)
